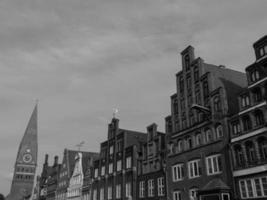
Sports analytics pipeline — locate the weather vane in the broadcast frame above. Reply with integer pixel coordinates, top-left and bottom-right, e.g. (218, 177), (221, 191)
(113, 108), (119, 118)
(76, 141), (85, 151)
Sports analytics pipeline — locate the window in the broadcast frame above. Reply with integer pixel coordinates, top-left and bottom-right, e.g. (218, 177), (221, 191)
(251, 70), (260, 82)
(101, 166), (105, 176)
(195, 133), (201, 146)
(206, 154), (222, 175)
(173, 191), (181, 200)
(255, 110), (264, 126)
(195, 89), (201, 105)
(234, 145), (245, 167)
(108, 163), (113, 174)
(109, 145), (114, 155)
(214, 96), (221, 112)
(180, 76), (184, 95)
(185, 136), (193, 150)
(148, 179), (154, 197)
(239, 177), (267, 198)
(188, 159), (201, 178)
(172, 163), (184, 181)
(139, 181), (145, 198)
(185, 54), (190, 71)
(189, 188), (198, 200)
(93, 190), (97, 200)
(245, 141), (257, 163)
(173, 99), (178, 115)
(116, 160), (122, 171)
(189, 110), (194, 126)
(126, 156), (132, 169)
(258, 137), (267, 160)
(177, 140), (183, 153)
(116, 184), (121, 199)
(108, 186), (112, 200)
(253, 88), (262, 102)
(232, 121), (241, 135)
(241, 95), (250, 107)
(126, 182), (131, 198)
(205, 129), (213, 143)
(187, 76), (192, 91)
(242, 115), (252, 131)
(158, 177), (165, 196)
(216, 125), (223, 138)
(194, 66), (199, 81)
(100, 188), (104, 200)
(203, 80), (209, 98)
(222, 193), (230, 200)
(117, 140), (122, 152)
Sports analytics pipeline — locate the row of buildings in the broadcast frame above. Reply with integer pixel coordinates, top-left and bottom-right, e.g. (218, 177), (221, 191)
(33, 35), (267, 200)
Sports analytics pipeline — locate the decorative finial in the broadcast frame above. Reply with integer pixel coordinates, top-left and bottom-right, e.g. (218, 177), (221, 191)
(76, 141), (85, 151)
(113, 108), (119, 118)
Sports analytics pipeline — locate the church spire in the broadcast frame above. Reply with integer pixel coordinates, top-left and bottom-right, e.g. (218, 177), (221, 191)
(8, 104), (38, 200)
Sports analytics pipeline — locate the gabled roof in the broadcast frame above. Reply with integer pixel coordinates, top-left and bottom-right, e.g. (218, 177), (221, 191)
(201, 178), (230, 191)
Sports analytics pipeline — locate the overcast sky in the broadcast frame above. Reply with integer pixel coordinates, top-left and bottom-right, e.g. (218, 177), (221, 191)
(0, 0), (266, 195)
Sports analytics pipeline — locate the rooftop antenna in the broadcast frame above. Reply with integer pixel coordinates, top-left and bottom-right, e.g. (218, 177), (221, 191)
(76, 141), (85, 151)
(113, 108), (119, 118)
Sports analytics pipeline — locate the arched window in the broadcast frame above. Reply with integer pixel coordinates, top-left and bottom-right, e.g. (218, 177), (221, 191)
(195, 133), (202, 146)
(255, 110), (264, 126)
(185, 136), (193, 150)
(258, 137), (267, 160)
(233, 144), (245, 167)
(175, 140), (183, 153)
(189, 187), (199, 200)
(245, 141), (257, 163)
(215, 124), (223, 138)
(242, 115), (252, 131)
(213, 96), (221, 112)
(205, 129), (213, 143)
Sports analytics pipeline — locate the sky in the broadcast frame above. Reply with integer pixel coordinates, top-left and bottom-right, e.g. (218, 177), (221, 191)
(0, 0), (266, 195)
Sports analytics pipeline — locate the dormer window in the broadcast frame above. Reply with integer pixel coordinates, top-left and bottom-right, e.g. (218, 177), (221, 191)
(251, 70), (260, 82)
(259, 45), (267, 57)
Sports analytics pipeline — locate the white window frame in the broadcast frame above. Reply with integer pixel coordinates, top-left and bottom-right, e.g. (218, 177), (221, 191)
(206, 154), (222, 175)
(101, 166), (105, 176)
(139, 181), (145, 198)
(148, 179), (154, 197)
(116, 184), (121, 199)
(108, 186), (112, 200)
(108, 163), (113, 174)
(173, 191), (181, 200)
(100, 188), (104, 200)
(116, 160), (122, 171)
(188, 159), (201, 179)
(126, 156), (132, 169)
(126, 182), (132, 198)
(239, 176), (267, 198)
(157, 177), (165, 196)
(172, 163), (184, 182)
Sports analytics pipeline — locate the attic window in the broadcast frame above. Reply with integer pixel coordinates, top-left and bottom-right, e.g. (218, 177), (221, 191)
(259, 45), (267, 58)
(251, 70), (260, 82)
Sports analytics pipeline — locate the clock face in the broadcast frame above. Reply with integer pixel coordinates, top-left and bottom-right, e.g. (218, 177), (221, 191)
(23, 153), (32, 163)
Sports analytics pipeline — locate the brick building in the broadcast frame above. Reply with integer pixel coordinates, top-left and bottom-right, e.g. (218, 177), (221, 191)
(92, 118), (147, 200)
(137, 123), (167, 200)
(165, 46), (247, 200)
(229, 35), (267, 199)
(47, 156), (61, 200)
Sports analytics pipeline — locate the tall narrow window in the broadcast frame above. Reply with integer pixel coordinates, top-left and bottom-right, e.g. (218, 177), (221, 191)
(245, 141), (257, 163)
(255, 110), (264, 126)
(126, 156), (132, 169)
(157, 177), (165, 196)
(253, 87), (262, 103)
(148, 179), (154, 197)
(108, 186), (112, 200)
(185, 54), (190, 71)
(194, 66), (199, 81)
(258, 137), (267, 160)
(139, 181), (145, 198)
(116, 160), (122, 171)
(203, 80), (209, 98)
(172, 163), (184, 181)
(126, 182), (131, 198)
(101, 166), (105, 176)
(173, 191), (181, 200)
(116, 184), (121, 199)
(216, 124), (223, 138)
(100, 188), (104, 200)
(213, 96), (221, 112)
(242, 115), (252, 131)
(188, 159), (201, 178)
(232, 121), (241, 135)
(189, 188), (199, 200)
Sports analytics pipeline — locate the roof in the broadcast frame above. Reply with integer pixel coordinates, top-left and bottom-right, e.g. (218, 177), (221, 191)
(81, 152), (99, 175)
(201, 178), (230, 191)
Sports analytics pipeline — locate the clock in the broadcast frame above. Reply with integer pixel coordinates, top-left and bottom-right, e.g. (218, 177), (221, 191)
(23, 153), (32, 163)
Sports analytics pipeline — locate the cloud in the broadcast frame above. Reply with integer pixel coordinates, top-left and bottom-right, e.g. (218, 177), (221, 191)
(0, 0), (267, 195)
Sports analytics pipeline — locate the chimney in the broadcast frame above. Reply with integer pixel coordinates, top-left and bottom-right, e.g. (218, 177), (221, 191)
(54, 156), (59, 166)
(44, 154), (49, 165)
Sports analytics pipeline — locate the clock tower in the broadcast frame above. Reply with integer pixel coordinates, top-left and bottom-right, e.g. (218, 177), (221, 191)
(7, 104), (38, 200)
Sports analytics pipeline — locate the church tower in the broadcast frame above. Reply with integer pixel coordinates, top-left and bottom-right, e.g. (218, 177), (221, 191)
(8, 104), (38, 200)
